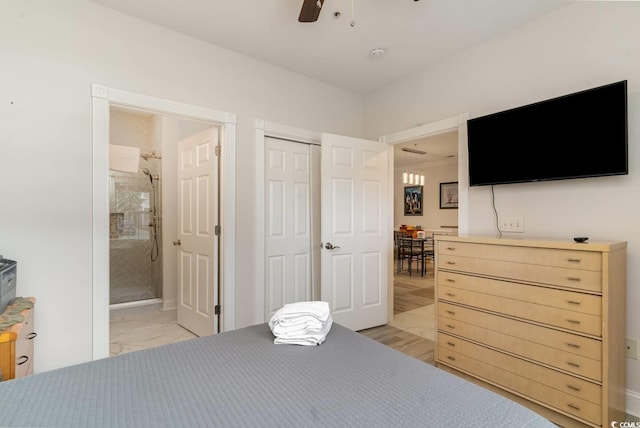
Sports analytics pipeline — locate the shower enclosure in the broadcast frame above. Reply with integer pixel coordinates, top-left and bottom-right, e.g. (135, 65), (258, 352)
(109, 108), (162, 306)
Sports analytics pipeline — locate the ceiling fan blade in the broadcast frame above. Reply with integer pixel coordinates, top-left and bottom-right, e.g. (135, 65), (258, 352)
(298, 0), (324, 23)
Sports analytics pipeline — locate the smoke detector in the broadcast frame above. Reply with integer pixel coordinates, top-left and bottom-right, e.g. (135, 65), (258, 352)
(369, 48), (386, 58)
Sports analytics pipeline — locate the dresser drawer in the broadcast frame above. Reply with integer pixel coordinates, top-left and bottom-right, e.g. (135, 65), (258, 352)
(439, 254), (602, 292)
(14, 307), (35, 379)
(438, 334), (602, 425)
(14, 341), (32, 378)
(438, 283), (601, 336)
(438, 241), (602, 271)
(438, 271), (601, 315)
(438, 303), (602, 380)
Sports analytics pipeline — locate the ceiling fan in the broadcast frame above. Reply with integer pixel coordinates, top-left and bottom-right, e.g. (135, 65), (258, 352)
(298, 0), (325, 23)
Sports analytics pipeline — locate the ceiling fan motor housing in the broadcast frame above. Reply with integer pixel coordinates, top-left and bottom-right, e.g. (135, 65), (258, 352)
(299, 0), (324, 23)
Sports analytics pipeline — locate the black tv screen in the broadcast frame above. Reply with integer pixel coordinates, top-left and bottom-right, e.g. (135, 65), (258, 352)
(467, 80), (628, 186)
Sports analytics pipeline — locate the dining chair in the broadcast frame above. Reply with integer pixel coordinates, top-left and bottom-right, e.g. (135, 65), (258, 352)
(397, 237), (424, 276)
(421, 237), (435, 274)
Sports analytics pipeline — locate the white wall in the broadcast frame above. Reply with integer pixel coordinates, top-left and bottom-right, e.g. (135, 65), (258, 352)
(364, 1), (640, 412)
(0, 0), (363, 372)
(395, 162), (458, 229)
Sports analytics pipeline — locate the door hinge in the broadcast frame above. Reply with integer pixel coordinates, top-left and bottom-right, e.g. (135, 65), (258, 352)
(215, 145), (221, 156)
(214, 305), (221, 315)
(215, 225), (221, 235)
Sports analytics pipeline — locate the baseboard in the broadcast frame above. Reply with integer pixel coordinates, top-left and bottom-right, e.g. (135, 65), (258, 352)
(109, 299), (162, 319)
(162, 298), (177, 311)
(628, 388), (640, 418)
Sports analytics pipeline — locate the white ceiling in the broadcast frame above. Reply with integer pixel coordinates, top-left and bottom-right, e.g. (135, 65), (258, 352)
(89, 0), (569, 168)
(89, 0), (568, 95)
(394, 130), (459, 169)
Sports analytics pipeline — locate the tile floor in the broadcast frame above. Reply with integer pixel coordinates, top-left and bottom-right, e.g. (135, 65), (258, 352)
(110, 309), (196, 357)
(390, 304), (434, 341)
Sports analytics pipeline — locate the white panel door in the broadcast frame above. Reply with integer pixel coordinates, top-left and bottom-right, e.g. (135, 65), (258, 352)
(320, 133), (390, 331)
(177, 127), (219, 336)
(264, 137), (314, 320)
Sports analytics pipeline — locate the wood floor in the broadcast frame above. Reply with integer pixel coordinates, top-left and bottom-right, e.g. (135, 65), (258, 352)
(358, 267), (435, 364)
(393, 275), (434, 314)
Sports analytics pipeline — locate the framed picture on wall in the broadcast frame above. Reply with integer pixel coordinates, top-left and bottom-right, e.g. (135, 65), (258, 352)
(440, 182), (458, 209)
(404, 185), (423, 216)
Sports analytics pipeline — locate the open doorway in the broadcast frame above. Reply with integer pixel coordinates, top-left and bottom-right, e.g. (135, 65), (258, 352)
(91, 84), (237, 360)
(358, 114), (468, 364)
(108, 107), (219, 355)
(389, 129), (458, 346)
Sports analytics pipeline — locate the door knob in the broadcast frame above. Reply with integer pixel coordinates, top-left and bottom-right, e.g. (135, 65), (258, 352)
(325, 242), (341, 250)
(173, 239), (181, 246)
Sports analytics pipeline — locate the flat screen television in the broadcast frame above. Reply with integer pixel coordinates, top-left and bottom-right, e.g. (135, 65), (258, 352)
(467, 80), (628, 187)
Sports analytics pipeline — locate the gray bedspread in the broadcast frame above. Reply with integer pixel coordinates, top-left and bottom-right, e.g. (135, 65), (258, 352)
(0, 323), (553, 427)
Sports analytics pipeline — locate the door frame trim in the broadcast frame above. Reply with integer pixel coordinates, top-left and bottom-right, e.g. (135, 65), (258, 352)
(254, 119), (321, 323)
(91, 84), (237, 359)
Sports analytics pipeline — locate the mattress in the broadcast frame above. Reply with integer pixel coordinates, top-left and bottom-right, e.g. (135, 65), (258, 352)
(0, 323), (554, 427)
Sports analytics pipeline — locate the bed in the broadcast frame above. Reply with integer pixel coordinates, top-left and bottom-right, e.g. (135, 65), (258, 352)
(0, 323), (553, 427)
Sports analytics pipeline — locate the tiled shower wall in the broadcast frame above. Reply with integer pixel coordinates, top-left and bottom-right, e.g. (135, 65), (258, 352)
(109, 108), (162, 305)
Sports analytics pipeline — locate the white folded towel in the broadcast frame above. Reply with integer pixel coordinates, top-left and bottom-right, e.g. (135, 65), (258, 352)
(273, 318), (333, 346)
(269, 301), (333, 346)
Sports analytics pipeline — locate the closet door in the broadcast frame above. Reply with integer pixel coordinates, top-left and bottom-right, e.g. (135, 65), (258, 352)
(264, 137), (315, 319)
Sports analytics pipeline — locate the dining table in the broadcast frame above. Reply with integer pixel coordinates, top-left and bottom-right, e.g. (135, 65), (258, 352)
(396, 236), (434, 276)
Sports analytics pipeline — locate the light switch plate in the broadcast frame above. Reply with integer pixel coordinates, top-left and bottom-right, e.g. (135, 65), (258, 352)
(500, 216), (524, 233)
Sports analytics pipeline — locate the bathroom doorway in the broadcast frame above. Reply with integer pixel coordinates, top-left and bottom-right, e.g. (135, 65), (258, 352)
(92, 84), (238, 359)
(109, 107), (164, 307)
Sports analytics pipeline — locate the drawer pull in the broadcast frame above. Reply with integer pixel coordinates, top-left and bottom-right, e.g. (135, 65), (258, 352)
(445, 310), (456, 315)
(445, 292), (456, 297)
(446, 247), (456, 251)
(565, 343), (581, 349)
(567, 277), (581, 282)
(17, 356), (29, 366)
(447, 356), (456, 361)
(446, 324), (456, 329)
(446, 342), (456, 347)
(567, 258), (581, 263)
(567, 384), (582, 392)
(566, 362), (581, 368)
(566, 300), (581, 305)
(26, 332), (38, 340)
(566, 319), (581, 324)
(567, 403), (581, 411)
(446, 278), (455, 283)
(446, 261), (456, 265)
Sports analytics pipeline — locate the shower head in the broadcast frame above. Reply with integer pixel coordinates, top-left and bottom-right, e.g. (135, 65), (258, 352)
(141, 168), (153, 184)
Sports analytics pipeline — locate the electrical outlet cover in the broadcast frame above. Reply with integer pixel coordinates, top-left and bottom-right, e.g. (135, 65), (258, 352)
(626, 337), (639, 360)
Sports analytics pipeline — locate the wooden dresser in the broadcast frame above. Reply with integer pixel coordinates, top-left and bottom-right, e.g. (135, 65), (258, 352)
(434, 236), (626, 427)
(0, 297), (36, 381)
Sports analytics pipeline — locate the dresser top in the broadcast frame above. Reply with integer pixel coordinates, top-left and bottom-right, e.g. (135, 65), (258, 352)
(434, 235), (627, 252)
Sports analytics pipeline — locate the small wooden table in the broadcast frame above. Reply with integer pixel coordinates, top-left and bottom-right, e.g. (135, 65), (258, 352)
(0, 297), (36, 381)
